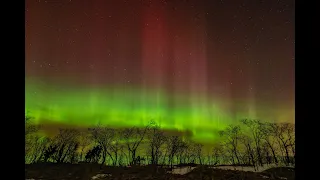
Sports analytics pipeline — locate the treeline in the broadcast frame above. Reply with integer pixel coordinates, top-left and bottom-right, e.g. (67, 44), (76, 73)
(25, 117), (294, 169)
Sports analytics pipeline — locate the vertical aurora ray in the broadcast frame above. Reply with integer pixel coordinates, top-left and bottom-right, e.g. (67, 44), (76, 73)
(140, 2), (168, 126)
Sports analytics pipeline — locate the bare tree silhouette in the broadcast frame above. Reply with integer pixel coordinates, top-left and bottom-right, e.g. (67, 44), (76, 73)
(24, 113), (295, 171)
(176, 140), (188, 164)
(122, 124), (149, 165)
(240, 119), (265, 167)
(147, 121), (167, 165)
(239, 134), (256, 170)
(106, 129), (123, 166)
(89, 124), (116, 167)
(261, 122), (279, 165)
(194, 143), (204, 165)
(166, 135), (184, 168)
(261, 142), (271, 165)
(211, 143), (223, 166)
(285, 123), (295, 163)
(51, 128), (79, 163)
(219, 125), (241, 165)
(184, 140), (197, 164)
(29, 136), (51, 163)
(25, 114), (41, 161)
(269, 123), (294, 166)
(78, 131), (92, 162)
(25, 114), (39, 136)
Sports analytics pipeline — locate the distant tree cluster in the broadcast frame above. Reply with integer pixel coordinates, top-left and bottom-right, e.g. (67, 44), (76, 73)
(217, 119), (295, 170)
(25, 115), (294, 169)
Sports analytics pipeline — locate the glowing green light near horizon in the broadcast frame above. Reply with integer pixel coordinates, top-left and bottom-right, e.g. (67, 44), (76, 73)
(25, 79), (293, 143)
(26, 81), (230, 141)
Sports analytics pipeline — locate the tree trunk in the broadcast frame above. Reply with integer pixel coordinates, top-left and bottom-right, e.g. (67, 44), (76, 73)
(170, 154), (173, 168)
(151, 146), (155, 165)
(61, 144), (73, 163)
(155, 149), (159, 165)
(279, 138), (290, 165)
(198, 155), (202, 165)
(231, 155), (235, 165)
(106, 151), (114, 166)
(256, 146), (263, 166)
(80, 147), (85, 161)
(101, 150), (107, 168)
(131, 150), (136, 165)
(234, 149), (240, 165)
(114, 153), (118, 166)
(284, 145), (290, 165)
(266, 141), (278, 164)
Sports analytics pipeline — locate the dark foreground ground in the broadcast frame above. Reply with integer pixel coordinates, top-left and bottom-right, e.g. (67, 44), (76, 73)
(25, 163), (295, 180)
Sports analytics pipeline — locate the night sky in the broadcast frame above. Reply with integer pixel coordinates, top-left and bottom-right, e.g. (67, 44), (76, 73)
(25, 0), (294, 142)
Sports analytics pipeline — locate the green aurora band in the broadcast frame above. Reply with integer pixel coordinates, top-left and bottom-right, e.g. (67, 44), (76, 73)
(25, 79), (293, 143)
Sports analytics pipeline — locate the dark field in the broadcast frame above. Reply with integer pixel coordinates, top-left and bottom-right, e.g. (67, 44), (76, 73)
(25, 163), (295, 180)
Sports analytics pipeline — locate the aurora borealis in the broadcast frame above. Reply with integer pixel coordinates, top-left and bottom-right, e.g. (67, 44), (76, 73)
(25, 0), (294, 142)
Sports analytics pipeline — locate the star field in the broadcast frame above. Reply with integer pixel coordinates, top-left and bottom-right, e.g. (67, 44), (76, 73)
(25, 0), (294, 140)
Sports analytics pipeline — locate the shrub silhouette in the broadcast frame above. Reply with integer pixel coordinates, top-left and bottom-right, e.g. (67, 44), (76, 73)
(43, 145), (58, 162)
(85, 145), (102, 163)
